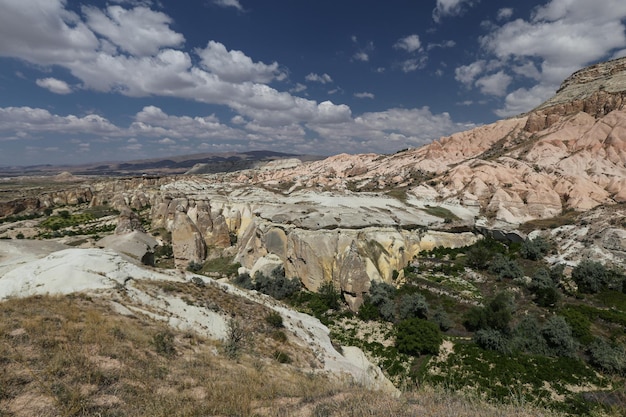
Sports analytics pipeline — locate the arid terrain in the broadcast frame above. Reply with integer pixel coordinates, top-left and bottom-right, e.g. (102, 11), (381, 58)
(2, 58), (626, 416)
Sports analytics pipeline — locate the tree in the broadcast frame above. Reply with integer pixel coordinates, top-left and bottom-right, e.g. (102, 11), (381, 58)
(367, 281), (396, 322)
(572, 260), (608, 294)
(395, 318), (442, 356)
(529, 268), (559, 307)
(317, 280), (341, 311)
(463, 292), (514, 334)
(253, 267), (301, 300)
(520, 236), (551, 260)
(588, 338), (626, 374)
(541, 315), (577, 357)
(488, 253), (523, 280)
(396, 293), (429, 321)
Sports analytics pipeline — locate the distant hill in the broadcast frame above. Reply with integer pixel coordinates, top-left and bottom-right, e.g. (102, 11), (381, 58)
(0, 150), (323, 177)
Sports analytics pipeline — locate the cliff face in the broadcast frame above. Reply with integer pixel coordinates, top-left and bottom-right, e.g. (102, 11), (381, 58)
(148, 183), (478, 310)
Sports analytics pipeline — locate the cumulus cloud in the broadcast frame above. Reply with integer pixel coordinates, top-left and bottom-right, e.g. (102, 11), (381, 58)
(305, 73), (333, 84)
(455, 60), (486, 86)
(433, 0), (478, 23)
(0, 107), (120, 137)
(394, 35), (421, 53)
(496, 8), (513, 21)
(398, 58), (427, 73)
(354, 92), (375, 99)
(475, 71), (512, 96)
(83, 5), (184, 56)
(456, 0), (626, 117)
(36, 77), (72, 94)
(0, 0), (477, 161)
(0, 0), (99, 66)
(196, 41), (285, 83)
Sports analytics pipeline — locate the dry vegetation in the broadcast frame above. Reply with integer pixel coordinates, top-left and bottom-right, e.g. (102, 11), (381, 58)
(0, 293), (567, 417)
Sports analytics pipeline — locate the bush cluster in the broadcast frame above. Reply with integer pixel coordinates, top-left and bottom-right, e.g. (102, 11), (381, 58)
(359, 281), (429, 323)
(395, 318), (442, 356)
(520, 236), (551, 260)
(529, 268), (559, 307)
(488, 253), (523, 280)
(253, 267), (301, 300)
(572, 260), (608, 294)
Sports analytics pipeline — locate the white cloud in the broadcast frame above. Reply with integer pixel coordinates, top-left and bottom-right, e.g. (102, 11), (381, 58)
(394, 34), (421, 53)
(83, 5), (184, 56)
(36, 77), (72, 94)
(196, 41), (284, 83)
(475, 71), (512, 96)
(290, 83), (307, 93)
(158, 138), (176, 145)
(427, 40), (456, 50)
(0, 106), (120, 137)
(213, 0), (243, 11)
(433, 0), (478, 23)
(305, 73), (333, 84)
(495, 84), (555, 117)
(398, 58), (427, 73)
(454, 60), (486, 86)
(354, 92), (375, 99)
(476, 0), (626, 115)
(483, 0), (626, 75)
(353, 52), (369, 62)
(496, 8), (513, 21)
(308, 107), (475, 154)
(0, 0), (99, 66)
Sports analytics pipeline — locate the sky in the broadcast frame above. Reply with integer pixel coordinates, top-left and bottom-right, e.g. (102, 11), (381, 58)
(1, 0), (626, 167)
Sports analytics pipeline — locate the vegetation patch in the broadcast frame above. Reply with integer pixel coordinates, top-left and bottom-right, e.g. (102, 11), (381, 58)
(420, 205), (460, 222)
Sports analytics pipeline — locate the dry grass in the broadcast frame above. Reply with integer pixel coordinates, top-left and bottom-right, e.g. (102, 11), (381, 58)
(0, 294), (568, 417)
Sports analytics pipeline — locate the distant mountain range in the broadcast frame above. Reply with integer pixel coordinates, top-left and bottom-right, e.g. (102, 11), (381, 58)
(0, 150), (323, 177)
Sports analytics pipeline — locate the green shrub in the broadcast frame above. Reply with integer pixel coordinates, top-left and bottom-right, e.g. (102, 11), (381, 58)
(224, 318), (245, 359)
(559, 307), (593, 346)
(253, 267), (301, 300)
(395, 318), (442, 356)
(186, 260), (203, 273)
(358, 300), (380, 321)
(396, 293), (429, 321)
(572, 260), (608, 294)
(465, 246), (492, 270)
(464, 292), (514, 334)
(367, 281), (396, 322)
(273, 350), (292, 364)
(430, 308), (452, 331)
(474, 328), (511, 354)
(520, 236), (551, 260)
(265, 311), (284, 328)
(512, 315), (549, 355)
(232, 272), (253, 289)
(530, 268), (560, 307)
(152, 331), (176, 357)
(541, 315), (577, 357)
(588, 338), (626, 374)
(317, 280), (341, 311)
(488, 253), (523, 280)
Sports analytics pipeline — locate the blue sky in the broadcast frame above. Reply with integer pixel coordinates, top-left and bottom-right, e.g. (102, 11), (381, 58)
(1, 0), (626, 166)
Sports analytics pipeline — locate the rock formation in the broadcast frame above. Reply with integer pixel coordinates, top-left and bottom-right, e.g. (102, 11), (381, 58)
(4, 57), (626, 307)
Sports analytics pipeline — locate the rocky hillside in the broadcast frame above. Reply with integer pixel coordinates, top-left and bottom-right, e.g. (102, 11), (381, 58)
(3, 57), (626, 416)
